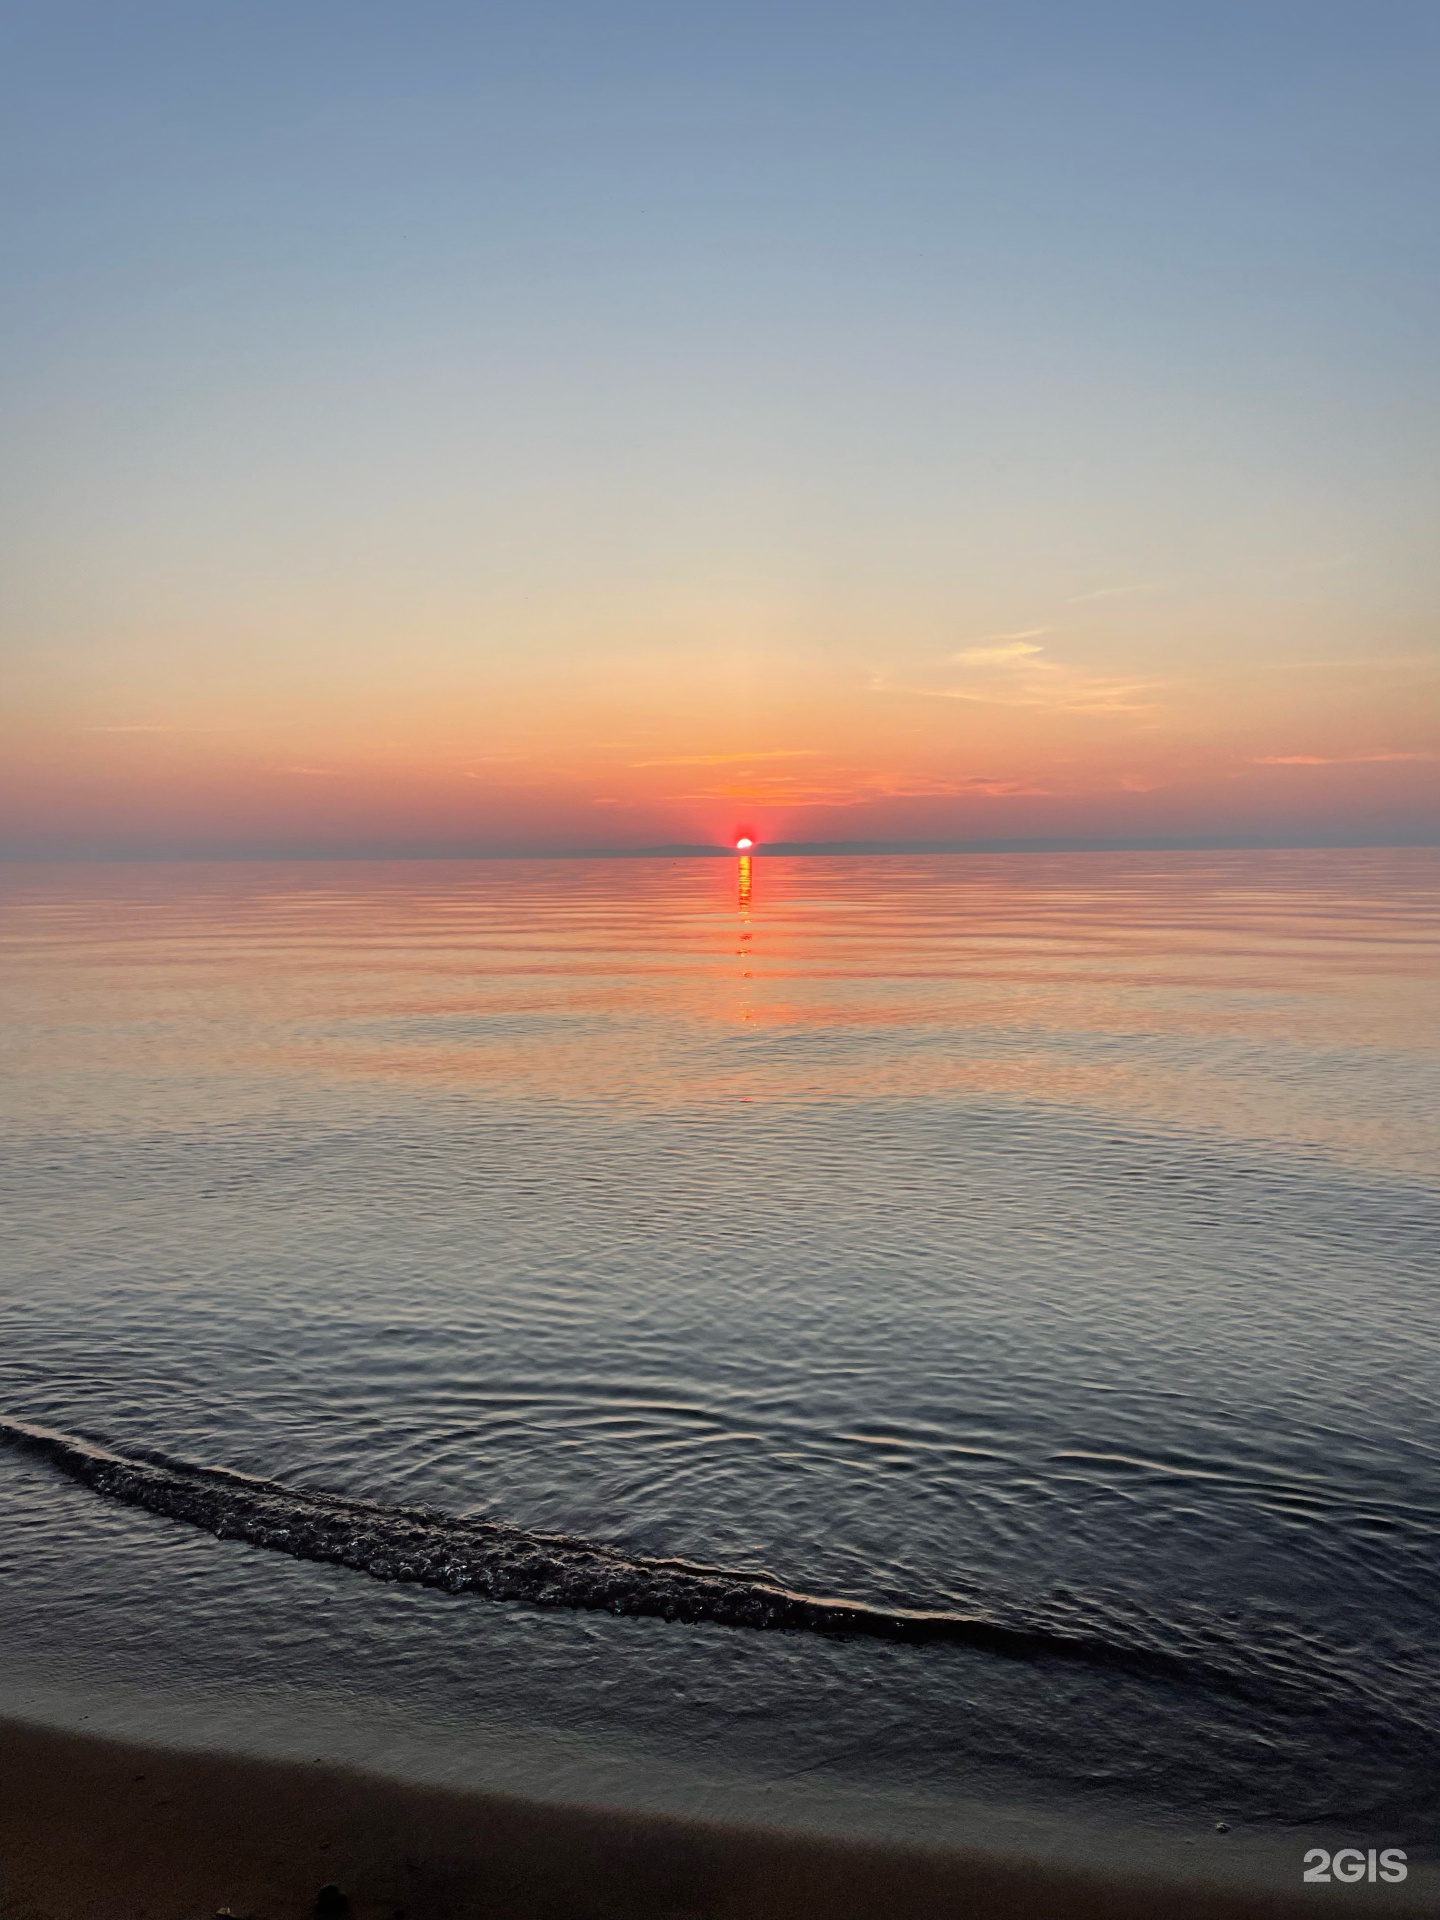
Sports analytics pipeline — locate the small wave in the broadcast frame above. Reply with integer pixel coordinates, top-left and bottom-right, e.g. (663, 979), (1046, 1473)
(1, 1414), (1207, 1685)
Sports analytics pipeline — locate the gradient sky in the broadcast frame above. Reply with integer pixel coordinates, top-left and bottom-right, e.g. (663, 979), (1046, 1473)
(2, 0), (1437, 855)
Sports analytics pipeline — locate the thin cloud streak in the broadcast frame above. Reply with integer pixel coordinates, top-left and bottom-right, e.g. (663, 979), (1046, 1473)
(871, 633), (1163, 719)
(631, 749), (821, 768)
(677, 769), (1053, 806)
(953, 639), (1048, 666)
(1254, 751), (1437, 766)
(1068, 584), (1157, 604)
(872, 671), (1160, 718)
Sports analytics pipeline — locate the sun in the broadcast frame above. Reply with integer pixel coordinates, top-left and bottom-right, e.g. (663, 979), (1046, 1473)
(734, 835), (754, 852)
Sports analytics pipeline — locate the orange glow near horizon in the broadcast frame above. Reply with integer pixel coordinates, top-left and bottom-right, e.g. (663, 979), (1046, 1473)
(3, 625), (1437, 857)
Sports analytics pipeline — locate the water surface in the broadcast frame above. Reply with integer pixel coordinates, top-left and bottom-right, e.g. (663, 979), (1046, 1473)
(2, 850), (1437, 1870)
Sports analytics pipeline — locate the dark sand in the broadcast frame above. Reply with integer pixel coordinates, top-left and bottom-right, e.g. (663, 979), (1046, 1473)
(0, 1715), (1418, 1919)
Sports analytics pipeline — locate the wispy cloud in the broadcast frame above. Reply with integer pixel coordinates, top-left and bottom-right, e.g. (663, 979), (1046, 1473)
(947, 775), (1052, 798)
(953, 629), (1049, 667)
(862, 773), (1051, 799)
(1254, 751), (1436, 766)
(873, 635), (1160, 718)
(631, 749), (820, 768)
(677, 769), (1052, 807)
(1068, 583), (1156, 604)
(676, 779), (871, 807)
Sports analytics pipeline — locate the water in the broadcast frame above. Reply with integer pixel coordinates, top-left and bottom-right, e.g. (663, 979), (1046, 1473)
(2, 850), (1438, 1875)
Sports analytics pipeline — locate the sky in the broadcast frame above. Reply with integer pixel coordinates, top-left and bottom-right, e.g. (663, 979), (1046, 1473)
(1, 0), (1437, 857)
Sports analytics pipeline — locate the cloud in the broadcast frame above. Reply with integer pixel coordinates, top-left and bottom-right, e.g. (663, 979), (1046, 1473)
(873, 662), (1158, 718)
(953, 634), (1049, 666)
(1068, 583), (1156, 604)
(873, 631), (1161, 719)
(952, 627), (1049, 667)
(1253, 751), (1437, 766)
(677, 781), (871, 807)
(864, 772), (1053, 798)
(676, 769), (1052, 807)
(673, 766), (873, 805)
(951, 776), (1052, 797)
(632, 749), (820, 768)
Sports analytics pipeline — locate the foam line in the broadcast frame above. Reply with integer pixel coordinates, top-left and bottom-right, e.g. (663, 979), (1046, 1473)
(1, 1416), (1204, 1683)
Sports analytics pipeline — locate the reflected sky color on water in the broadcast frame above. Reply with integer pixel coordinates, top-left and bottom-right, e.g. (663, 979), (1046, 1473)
(2, 850), (1438, 1856)
(6, 849), (1436, 1163)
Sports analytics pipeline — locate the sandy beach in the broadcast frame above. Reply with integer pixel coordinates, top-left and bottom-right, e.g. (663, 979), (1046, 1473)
(5, 0), (1439, 1901)
(3, 1713), (1423, 1920)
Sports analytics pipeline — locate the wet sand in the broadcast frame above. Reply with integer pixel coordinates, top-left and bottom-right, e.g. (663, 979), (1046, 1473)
(1, 1713), (1418, 1920)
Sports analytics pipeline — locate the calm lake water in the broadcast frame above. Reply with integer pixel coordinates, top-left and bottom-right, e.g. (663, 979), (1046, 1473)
(2, 850), (1438, 1873)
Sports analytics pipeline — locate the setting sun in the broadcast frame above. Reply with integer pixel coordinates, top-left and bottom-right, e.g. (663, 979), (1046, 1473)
(1, 7), (1436, 1907)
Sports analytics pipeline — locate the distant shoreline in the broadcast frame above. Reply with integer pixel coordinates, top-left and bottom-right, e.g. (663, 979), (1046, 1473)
(2, 837), (1437, 863)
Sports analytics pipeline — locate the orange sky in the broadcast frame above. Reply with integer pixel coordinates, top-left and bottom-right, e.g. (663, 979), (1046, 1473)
(5, 601), (1436, 854)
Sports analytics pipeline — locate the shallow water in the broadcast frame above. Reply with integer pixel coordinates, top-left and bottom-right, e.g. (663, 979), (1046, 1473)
(2, 850), (1438, 1867)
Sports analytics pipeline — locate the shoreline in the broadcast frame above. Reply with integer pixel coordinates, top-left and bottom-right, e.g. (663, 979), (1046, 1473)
(1, 1713), (1423, 1920)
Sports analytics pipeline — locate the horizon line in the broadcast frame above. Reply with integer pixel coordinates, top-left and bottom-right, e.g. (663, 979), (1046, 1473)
(2, 830), (1438, 864)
